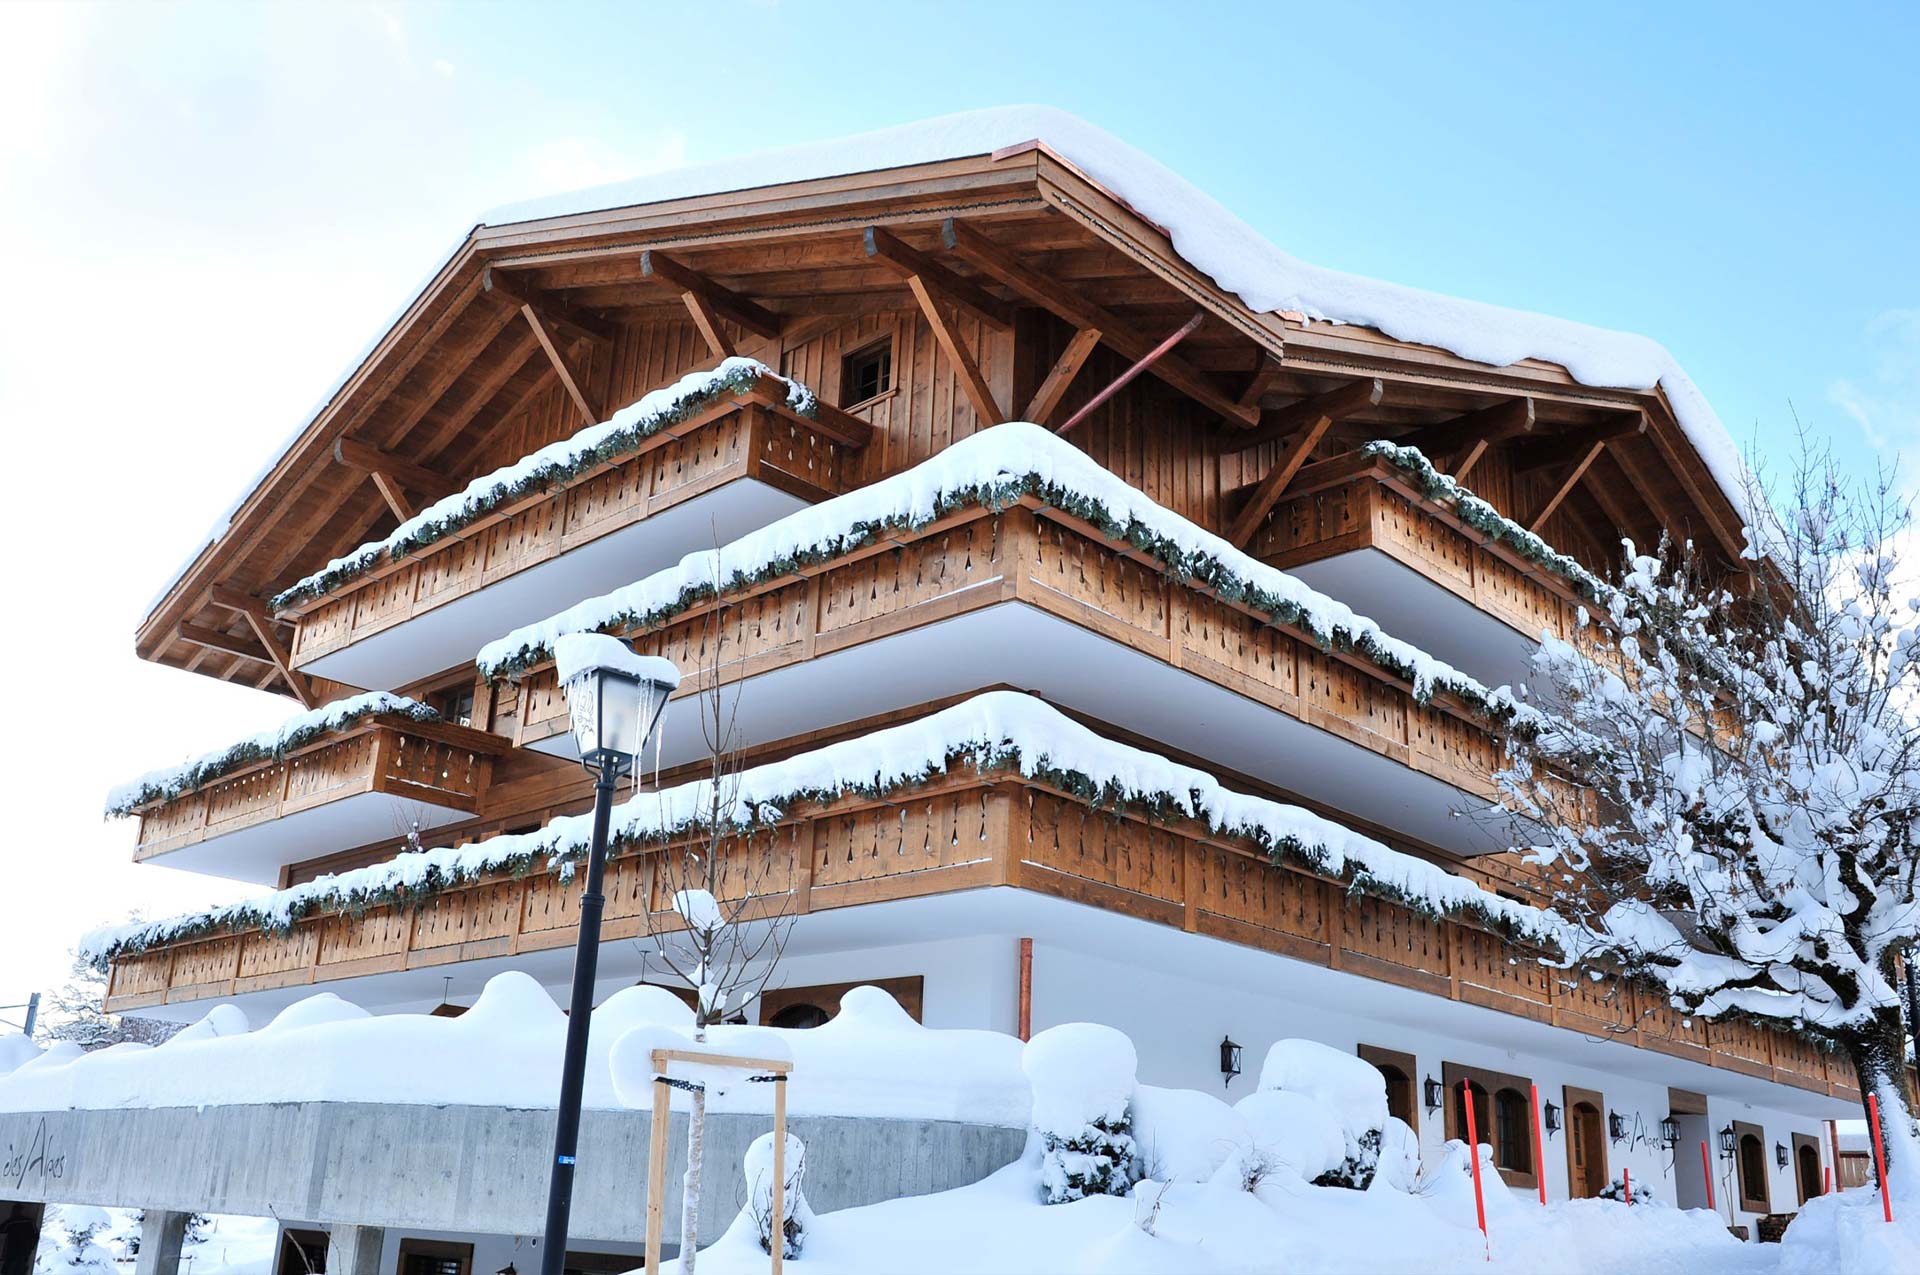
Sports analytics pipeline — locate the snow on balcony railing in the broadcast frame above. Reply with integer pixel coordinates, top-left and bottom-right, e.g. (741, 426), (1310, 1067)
(269, 358), (820, 613)
(82, 690), (1566, 966)
(474, 421), (1546, 731)
(104, 692), (441, 817)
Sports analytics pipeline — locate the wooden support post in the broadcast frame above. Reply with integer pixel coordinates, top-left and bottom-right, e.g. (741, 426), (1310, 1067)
(1023, 326), (1101, 426)
(1527, 438), (1608, 532)
(1452, 438), (1491, 481)
(367, 471), (414, 522)
(1221, 377), (1385, 455)
(1226, 380), (1384, 548)
(770, 1076), (788, 1275)
(1018, 937), (1033, 1041)
(904, 274), (1003, 425)
(1390, 397), (1535, 467)
(646, 1075), (670, 1271)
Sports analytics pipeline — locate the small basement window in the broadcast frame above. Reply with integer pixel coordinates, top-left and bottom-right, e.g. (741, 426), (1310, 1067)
(842, 339), (892, 405)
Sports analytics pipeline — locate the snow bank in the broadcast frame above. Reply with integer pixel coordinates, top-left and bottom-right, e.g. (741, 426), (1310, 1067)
(476, 422), (1539, 728)
(1257, 1038), (1389, 1182)
(0, 977), (1028, 1125)
(0, 1033), (40, 1076)
(1778, 1187), (1920, 1275)
(85, 692), (1565, 987)
(1235, 1089), (1346, 1184)
(104, 691), (440, 816)
(1131, 1083), (1244, 1183)
(270, 359), (819, 610)
(487, 107), (1749, 520)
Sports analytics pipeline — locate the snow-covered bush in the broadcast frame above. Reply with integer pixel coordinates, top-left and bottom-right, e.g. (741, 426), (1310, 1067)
(1022, 1023), (1141, 1203)
(1233, 1088), (1345, 1184)
(743, 1131), (814, 1258)
(34, 1205), (115, 1274)
(1370, 1117), (1422, 1193)
(1595, 1177), (1665, 1206)
(1131, 1082), (1244, 1183)
(1256, 1039), (1388, 1188)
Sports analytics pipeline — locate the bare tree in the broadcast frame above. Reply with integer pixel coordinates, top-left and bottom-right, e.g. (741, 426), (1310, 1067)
(1496, 432), (1920, 1192)
(42, 929), (180, 1050)
(641, 600), (796, 1272)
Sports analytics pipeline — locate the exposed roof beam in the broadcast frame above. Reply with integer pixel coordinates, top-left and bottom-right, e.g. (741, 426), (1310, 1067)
(521, 307), (601, 427)
(1226, 407), (1342, 549)
(640, 251), (782, 339)
(681, 290), (735, 359)
(862, 226), (1013, 330)
(207, 585), (316, 707)
(176, 622), (276, 668)
(333, 437), (459, 503)
(1023, 326), (1102, 426)
(1512, 412), (1648, 472)
(480, 267), (614, 343)
(1222, 378), (1385, 455)
(903, 274), (1003, 425)
(940, 218), (1257, 427)
(1390, 397), (1536, 464)
(1526, 439), (1609, 534)
(1238, 355), (1284, 413)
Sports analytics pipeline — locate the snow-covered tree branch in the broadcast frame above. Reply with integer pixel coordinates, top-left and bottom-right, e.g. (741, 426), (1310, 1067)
(1498, 435), (1920, 1194)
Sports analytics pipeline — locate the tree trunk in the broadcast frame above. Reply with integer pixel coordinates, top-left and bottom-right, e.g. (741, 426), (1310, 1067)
(681, 1085), (706, 1275)
(1845, 1005), (1920, 1202)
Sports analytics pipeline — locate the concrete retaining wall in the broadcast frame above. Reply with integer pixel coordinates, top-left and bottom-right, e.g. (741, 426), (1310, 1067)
(0, 1102), (1026, 1244)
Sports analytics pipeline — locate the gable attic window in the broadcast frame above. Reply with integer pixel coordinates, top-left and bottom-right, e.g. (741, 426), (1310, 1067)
(842, 339), (893, 406)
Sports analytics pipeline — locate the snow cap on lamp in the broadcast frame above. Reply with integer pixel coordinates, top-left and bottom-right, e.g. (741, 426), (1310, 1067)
(553, 633), (679, 771)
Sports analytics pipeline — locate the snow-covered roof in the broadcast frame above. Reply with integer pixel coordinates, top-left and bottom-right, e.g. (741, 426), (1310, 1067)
(149, 106), (1748, 628)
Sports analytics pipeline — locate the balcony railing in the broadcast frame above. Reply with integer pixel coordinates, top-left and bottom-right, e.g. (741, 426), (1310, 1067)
(279, 381), (863, 690)
(102, 759), (1852, 1102)
(123, 715), (509, 883)
(1243, 451), (1599, 687)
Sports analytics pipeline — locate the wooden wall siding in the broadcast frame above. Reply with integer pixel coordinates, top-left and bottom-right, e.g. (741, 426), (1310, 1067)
(104, 769), (1855, 1102)
(287, 407), (851, 666)
(506, 505), (1505, 801)
(1253, 463), (1600, 648)
(128, 720), (505, 862)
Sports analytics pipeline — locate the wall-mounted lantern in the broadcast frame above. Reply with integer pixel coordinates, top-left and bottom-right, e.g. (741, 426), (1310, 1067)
(1718, 1124), (1737, 1158)
(1543, 1099), (1562, 1135)
(1776, 1142), (1789, 1169)
(1608, 1110), (1628, 1143)
(1220, 1037), (1244, 1088)
(1659, 1116), (1680, 1148)
(1423, 1074), (1445, 1114)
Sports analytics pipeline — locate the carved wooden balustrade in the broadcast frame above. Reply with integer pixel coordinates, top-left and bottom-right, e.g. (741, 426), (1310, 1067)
(1246, 452), (1592, 647)
(507, 502), (1508, 799)
(127, 716), (509, 863)
(281, 395), (859, 669)
(103, 762), (1855, 1101)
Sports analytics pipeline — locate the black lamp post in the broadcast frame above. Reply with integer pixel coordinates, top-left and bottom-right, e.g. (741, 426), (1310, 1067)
(540, 636), (679, 1275)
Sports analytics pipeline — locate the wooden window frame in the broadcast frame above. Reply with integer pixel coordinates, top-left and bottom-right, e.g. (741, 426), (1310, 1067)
(1443, 1061), (1537, 1190)
(1563, 1083), (1609, 1199)
(396, 1237), (473, 1275)
(1792, 1131), (1824, 1205)
(758, 974), (924, 1026)
(1358, 1043), (1419, 1135)
(1733, 1119), (1771, 1214)
(840, 336), (895, 409)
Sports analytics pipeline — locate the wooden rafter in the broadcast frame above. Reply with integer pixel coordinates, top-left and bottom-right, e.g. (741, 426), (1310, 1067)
(640, 251), (781, 339)
(940, 218), (1256, 427)
(1581, 453), (1662, 553)
(1390, 398), (1536, 468)
(522, 306), (601, 427)
(1238, 355), (1284, 412)
(1526, 438), (1608, 533)
(1608, 444), (1695, 550)
(208, 585), (316, 706)
(1223, 378), (1385, 455)
(479, 268), (613, 343)
(176, 622), (277, 669)
(681, 290), (735, 359)
(903, 273), (1003, 426)
(1226, 378), (1385, 549)
(1512, 412), (1647, 472)
(862, 226), (1013, 330)
(333, 438), (457, 504)
(1024, 326), (1102, 425)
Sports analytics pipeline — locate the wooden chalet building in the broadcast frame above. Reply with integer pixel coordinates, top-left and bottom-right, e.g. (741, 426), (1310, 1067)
(76, 108), (1850, 1254)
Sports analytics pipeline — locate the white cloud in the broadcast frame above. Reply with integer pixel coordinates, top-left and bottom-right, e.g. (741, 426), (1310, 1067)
(1829, 308), (1920, 459)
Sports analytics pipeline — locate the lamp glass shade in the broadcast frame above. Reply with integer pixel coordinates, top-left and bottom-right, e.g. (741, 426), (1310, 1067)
(1659, 1116), (1679, 1146)
(1718, 1125), (1736, 1156)
(566, 666), (674, 770)
(1543, 1100), (1561, 1132)
(1220, 1037), (1243, 1078)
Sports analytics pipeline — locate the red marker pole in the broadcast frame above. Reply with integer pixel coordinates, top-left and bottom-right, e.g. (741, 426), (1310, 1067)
(1700, 1142), (1716, 1212)
(1825, 1165), (1833, 1196)
(1529, 1084), (1547, 1206)
(1868, 1092), (1896, 1223)
(1463, 1081), (1491, 1259)
(1624, 1168), (1632, 1205)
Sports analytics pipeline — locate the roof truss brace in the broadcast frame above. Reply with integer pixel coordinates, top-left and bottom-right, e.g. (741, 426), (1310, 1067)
(1526, 438), (1609, 534)
(896, 262), (1004, 426)
(208, 585), (316, 706)
(1227, 377), (1385, 548)
(1238, 355), (1284, 413)
(939, 218), (1257, 428)
(681, 290), (735, 359)
(1223, 378), (1386, 456)
(1023, 326), (1103, 426)
(332, 437), (458, 521)
(480, 268), (614, 344)
(484, 267), (607, 427)
(1391, 398), (1536, 472)
(1512, 412), (1647, 473)
(640, 251), (782, 340)
(862, 227), (1013, 330)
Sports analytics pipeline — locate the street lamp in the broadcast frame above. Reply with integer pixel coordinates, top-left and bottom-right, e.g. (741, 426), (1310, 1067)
(540, 634), (679, 1275)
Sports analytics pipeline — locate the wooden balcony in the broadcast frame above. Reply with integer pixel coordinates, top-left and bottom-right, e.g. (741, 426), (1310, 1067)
(103, 762), (1855, 1103)
(1244, 452), (1592, 691)
(500, 501), (1512, 857)
(125, 716), (509, 883)
(280, 394), (859, 690)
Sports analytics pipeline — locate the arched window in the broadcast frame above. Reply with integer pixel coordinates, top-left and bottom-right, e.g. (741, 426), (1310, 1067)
(768, 1002), (831, 1030)
(1739, 1133), (1770, 1211)
(1454, 1080), (1491, 1147)
(1379, 1065), (1414, 1128)
(1797, 1142), (1822, 1204)
(1494, 1088), (1532, 1173)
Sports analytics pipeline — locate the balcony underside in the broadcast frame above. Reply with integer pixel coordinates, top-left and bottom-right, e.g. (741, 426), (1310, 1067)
(130, 719), (505, 883)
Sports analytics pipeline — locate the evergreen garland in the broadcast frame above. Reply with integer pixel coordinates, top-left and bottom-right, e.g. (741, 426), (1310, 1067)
(270, 361), (820, 612)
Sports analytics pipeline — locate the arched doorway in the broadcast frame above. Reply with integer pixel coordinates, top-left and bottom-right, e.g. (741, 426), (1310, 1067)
(1737, 1130), (1772, 1213)
(1797, 1140), (1822, 1204)
(1568, 1099), (1606, 1197)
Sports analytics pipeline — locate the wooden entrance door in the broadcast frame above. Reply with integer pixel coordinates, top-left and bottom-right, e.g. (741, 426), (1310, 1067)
(1570, 1102), (1605, 1197)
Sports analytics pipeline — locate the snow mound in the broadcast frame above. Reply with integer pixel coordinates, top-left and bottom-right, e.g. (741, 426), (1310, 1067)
(1025, 1023), (1136, 1138)
(1256, 1038), (1389, 1182)
(1234, 1089), (1346, 1183)
(258, 992), (372, 1034)
(163, 1003), (250, 1046)
(0, 1033), (41, 1075)
(1131, 1083), (1245, 1183)
(1778, 1187), (1920, 1275)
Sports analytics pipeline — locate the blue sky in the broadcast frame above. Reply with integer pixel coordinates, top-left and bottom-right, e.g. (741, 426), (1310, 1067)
(1, 0), (1914, 1001)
